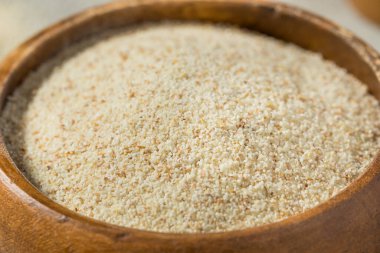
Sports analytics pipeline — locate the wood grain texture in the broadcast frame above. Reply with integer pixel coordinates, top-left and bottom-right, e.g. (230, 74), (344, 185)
(0, 0), (379, 252)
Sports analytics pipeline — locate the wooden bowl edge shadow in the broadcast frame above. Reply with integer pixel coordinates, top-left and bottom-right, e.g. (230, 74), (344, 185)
(0, 0), (379, 252)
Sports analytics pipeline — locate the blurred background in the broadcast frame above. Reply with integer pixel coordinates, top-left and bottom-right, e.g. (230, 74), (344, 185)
(0, 0), (379, 59)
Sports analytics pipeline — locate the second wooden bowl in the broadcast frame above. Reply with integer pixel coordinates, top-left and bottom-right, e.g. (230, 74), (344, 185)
(0, 0), (380, 252)
(351, 0), (380, 25)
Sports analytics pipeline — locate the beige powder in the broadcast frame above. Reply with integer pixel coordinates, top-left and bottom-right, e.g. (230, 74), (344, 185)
(1, 23), (380, 233)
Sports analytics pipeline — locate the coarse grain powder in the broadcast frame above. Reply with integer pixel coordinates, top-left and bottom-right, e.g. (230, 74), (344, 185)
(2, 23), (380, 233)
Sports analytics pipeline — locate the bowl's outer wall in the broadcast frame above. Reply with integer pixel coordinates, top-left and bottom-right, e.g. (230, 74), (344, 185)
(0, 1), (380, 252)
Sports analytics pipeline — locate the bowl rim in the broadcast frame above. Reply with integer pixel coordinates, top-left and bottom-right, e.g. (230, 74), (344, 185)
(0, 0), (379, 239)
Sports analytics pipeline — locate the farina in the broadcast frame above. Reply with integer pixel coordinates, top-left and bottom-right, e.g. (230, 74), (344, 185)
(1, 23), (380, 233)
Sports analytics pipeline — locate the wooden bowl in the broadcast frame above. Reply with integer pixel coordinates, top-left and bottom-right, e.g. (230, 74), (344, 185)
(0, 1), (380, 252)
(351, 0), (380, 25)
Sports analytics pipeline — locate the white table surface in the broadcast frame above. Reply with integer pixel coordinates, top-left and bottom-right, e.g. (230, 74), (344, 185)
(0, 0), (379, 59)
